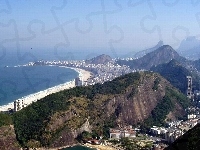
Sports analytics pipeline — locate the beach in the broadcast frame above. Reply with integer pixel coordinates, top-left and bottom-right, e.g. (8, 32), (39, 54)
(84, 143), (117, 150)
(0, 67), (92, 112)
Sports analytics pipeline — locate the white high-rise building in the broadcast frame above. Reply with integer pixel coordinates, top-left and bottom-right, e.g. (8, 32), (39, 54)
(75, 77), (83, 86)
(187, 76), (192, 99)
(14, 99), (24, 111)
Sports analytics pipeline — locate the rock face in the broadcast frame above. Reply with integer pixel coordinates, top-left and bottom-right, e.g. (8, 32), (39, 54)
(85, 54), (112, 64)
(99, 73), (166, 125)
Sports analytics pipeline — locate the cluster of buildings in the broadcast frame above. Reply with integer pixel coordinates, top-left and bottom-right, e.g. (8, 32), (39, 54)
(109, 126), (137, 139)
(11, 58), (136, 112)
(27, 59), (136, 86)
(150, 117), (199, 143)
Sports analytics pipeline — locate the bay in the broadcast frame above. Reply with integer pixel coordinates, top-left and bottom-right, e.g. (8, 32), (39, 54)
(0, 66), (78, 106)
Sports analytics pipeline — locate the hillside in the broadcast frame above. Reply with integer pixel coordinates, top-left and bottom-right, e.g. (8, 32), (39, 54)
(117, 45), (187, 70)
(11, 72), (190, 148)
(85, 54), (112, 64)
(150, 60), (200, 93)
(165, 124), (200, 150)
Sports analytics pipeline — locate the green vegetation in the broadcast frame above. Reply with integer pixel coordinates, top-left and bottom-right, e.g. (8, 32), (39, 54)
(0, 113), (12, 127)
(13, 72), (141, 147)
(151, 60), (200, 93)
(141, 87), (190, 131)
(10, 71), (190, 148)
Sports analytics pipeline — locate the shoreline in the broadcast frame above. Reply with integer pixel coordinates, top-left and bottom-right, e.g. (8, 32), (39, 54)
(0, 66), (92, 112)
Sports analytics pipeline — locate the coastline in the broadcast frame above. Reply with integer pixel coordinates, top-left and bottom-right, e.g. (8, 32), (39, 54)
(0, 67), (92, 112)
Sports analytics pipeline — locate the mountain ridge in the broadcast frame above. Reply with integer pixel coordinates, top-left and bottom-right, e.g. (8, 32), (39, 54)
(117, 45), (187, 70)
(11, 72), (190, 148)
(177, 36), (200, 60)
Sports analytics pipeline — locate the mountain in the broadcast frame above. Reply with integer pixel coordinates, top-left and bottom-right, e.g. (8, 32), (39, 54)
(150, 60), (200, 93)
(85, 54), (112, 64)
(11, 72), (190, 148)
(177, 36), (200, 60)
(165, 124), (200, 150)
(133, 40), (164, 58)
(117, 45), (187, 70)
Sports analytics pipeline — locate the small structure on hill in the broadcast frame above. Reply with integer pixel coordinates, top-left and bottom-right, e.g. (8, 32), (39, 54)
(109, 125), (136, 139)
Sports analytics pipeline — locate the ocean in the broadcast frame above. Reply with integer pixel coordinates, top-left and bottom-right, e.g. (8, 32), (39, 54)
(0, 49), (126, 106)
(0, 52), (80, 106)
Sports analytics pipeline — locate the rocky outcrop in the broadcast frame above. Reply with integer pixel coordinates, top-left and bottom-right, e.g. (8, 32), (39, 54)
(49, 119), (92, 148)
(89, 72), (176, 126)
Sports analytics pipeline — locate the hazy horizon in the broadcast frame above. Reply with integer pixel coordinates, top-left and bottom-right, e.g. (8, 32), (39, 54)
(1, 1), (200, 60)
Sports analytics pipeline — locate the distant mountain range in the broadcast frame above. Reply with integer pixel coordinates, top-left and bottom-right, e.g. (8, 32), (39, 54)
(117, 44), (200, 93)
(117, 45), (187, 70)
(177, 36), (200, 60)
(131, 41), (164, 58)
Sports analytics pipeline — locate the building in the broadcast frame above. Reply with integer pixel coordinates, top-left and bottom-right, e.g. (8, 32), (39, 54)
(188, 114), (196, 119)
(14, 99), (24, 111)
(164, 129), (183, 143)
(187, 76), (192, 99)
(109, 126), (136, 139)
(75, 77), (83, 86)
(150, 126), (168, 135)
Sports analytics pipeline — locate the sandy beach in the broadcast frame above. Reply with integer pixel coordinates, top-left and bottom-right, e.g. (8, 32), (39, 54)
(84, 143), (117, 150)
(0, 67), (92, 112)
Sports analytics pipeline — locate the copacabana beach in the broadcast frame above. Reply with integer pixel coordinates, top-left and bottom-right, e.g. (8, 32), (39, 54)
(0, 67), (92, 112)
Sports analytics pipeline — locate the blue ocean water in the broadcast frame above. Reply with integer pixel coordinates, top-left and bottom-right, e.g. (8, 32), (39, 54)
(0, 66), (78, 106)
(0, 49), (127, 106)
(0, 51), (80, 106)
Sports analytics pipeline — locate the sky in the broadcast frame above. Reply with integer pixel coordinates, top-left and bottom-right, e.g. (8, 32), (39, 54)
(1, 0), (200, 59)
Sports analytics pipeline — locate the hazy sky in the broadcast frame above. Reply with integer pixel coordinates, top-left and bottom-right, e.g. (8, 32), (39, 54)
(1, 0), (200, 58)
